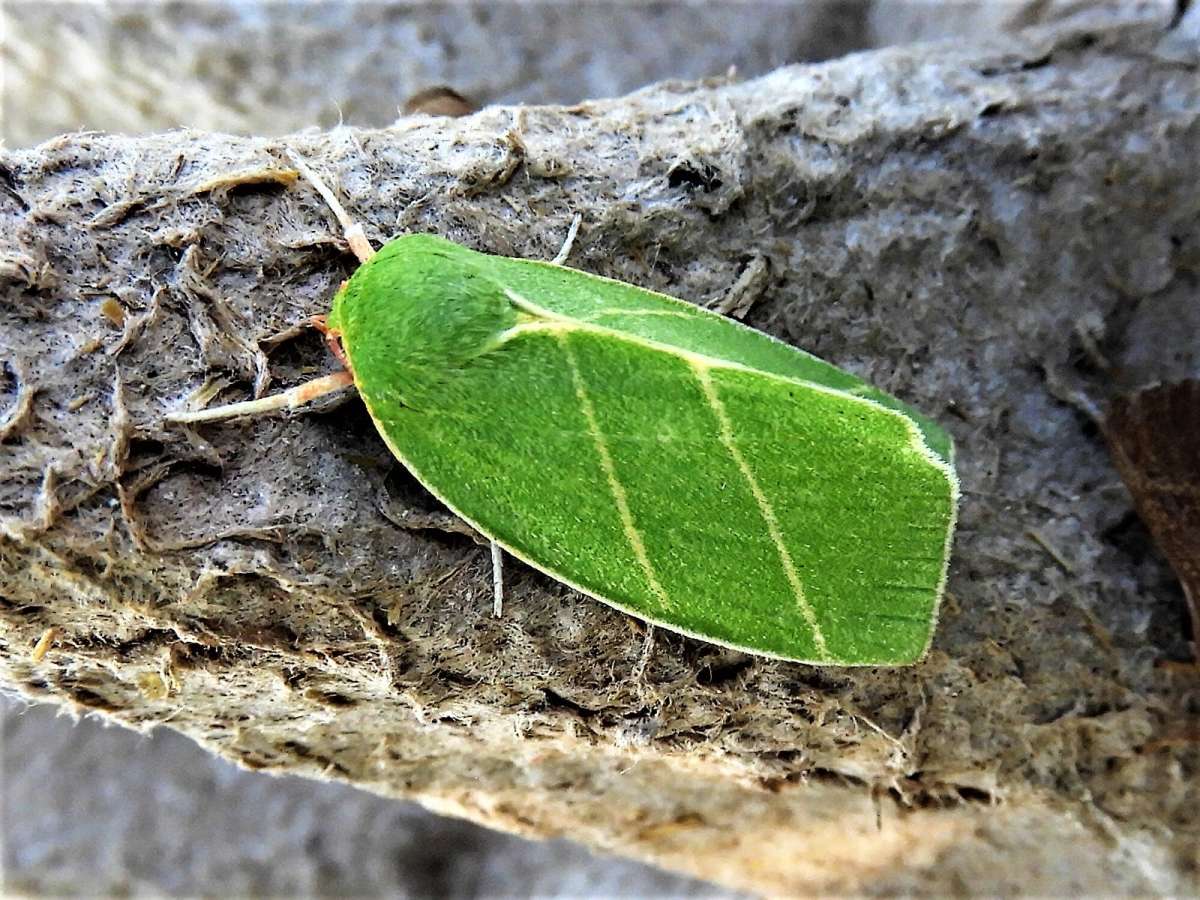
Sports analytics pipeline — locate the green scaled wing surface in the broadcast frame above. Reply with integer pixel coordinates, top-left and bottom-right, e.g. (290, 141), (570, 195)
(329, 234), (958, 665)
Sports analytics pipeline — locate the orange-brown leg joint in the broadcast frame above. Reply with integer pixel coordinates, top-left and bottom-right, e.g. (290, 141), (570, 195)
(310, 313), (351, 372)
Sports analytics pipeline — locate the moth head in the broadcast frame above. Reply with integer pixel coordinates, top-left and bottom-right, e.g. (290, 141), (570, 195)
(332, 234), (518, 408)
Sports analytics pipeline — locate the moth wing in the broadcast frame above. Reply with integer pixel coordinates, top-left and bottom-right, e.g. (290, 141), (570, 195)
(363, 325), (955, 665)
(489, 256), (954, 465)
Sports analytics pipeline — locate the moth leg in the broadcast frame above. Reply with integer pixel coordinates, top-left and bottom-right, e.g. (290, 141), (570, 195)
(166, 311), (357, 425)
(286, 149), (376, 264)
(167, 154), (369, 427)
(491, 541), (505, 617)
(550, 213), (583, 266)
(632, 625), (656, 681)
(165, 371), (354, 424)
(311, 312), (351, 371)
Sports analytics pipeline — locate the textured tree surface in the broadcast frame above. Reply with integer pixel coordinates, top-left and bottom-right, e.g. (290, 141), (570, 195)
(2, 16), (1199, 896)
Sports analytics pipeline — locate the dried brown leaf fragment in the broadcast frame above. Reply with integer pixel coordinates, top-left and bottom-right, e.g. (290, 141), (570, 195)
(1105, 380), (1200, 659)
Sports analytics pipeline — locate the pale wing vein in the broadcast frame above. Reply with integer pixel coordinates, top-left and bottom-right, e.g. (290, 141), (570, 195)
(580, 309), (700, 323)
(560, 334), (671, 611)
(693, 363), (831, 660)
(502, 288), (955, 482)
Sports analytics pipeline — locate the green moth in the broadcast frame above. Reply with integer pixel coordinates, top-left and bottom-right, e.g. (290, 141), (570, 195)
(171, 156), (958, 666)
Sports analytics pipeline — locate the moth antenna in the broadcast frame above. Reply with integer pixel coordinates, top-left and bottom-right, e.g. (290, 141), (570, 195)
(491, 541), (505, 617)
(165, 371), (354, 424)
(286, 149), (376, 264)
(551, 213), (582, 266)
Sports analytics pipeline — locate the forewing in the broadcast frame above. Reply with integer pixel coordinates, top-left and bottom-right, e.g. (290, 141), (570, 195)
(361, 325), (954, 664)
(489, 256), (953, 465)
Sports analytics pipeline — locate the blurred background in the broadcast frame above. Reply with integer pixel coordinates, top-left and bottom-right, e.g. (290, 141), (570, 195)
(0, 1), (1174, 896)
(4, 0), (1148, 149)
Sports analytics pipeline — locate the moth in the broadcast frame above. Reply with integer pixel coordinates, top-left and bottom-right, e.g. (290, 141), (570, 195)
(170, 152), (959, 666)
